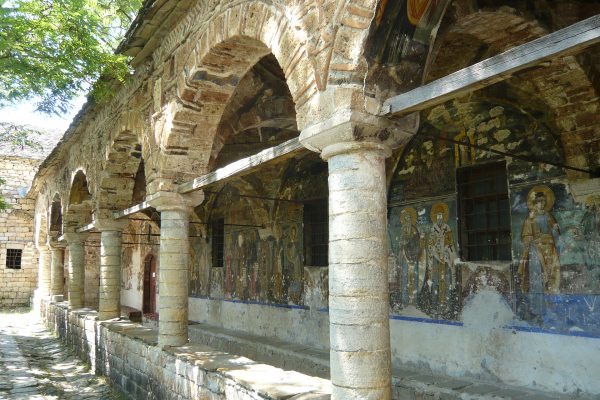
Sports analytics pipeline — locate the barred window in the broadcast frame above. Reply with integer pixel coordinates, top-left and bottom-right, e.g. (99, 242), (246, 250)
(6, 249), (22, 269)
(212, 218), (225, 268)
(304, 200), (328, 267)
(457, 161), (511, 261)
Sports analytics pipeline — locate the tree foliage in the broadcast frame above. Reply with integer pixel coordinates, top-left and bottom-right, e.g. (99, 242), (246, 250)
(0, 0), (142, 114)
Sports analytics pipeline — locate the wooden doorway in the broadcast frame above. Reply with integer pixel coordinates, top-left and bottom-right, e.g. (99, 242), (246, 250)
(143, 254), (157, 314)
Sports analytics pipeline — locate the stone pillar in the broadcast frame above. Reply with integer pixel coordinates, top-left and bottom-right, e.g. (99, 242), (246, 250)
(50, 244), (65, 297)
(95, 218), (128, 321)
(64, 233), (87, 308)
(148, 191), (203, 347)
(323, 141), (392, 399)
(300, 108), (415, 400)
(38, 246), (51, 297)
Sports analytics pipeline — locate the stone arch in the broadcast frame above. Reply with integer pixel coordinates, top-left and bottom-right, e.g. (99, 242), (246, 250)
(49, 193), (63, 236)
(97, 127), (145, 211)
(208, 54), (298, 171)
(425, 9), (599, 177)
(156, 1), (314, 185)
(65, 170), (93, 231)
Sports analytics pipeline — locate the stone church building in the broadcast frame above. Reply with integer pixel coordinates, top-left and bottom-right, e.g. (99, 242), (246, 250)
(0, 127), (62, 308)
(29, 0), (600, 399)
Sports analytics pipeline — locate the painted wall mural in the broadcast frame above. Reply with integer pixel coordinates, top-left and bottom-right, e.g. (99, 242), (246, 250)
(511, 183), (600, 334)
(389, 200), (461, 320)
(188, 154), (329, 308)
(388, 98), (600, 336)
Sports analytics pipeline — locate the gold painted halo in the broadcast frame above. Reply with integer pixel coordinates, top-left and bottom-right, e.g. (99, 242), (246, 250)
(526, 185), (555, 212)
(430, 202), (449, 223)
(400, 207), (417, 226)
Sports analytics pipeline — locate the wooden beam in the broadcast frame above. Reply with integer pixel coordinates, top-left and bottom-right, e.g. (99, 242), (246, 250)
(178, 137), (305, 193)
(112, 201), (151, 220)
(382, 14), (600, 116)
(76, 222), (95, 233)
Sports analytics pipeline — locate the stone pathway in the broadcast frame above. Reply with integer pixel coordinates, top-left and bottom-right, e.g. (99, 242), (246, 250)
(0, 309), (126, 400)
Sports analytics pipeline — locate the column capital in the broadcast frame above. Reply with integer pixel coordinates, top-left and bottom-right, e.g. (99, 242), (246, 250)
(48, 240), (67, 250)
(93, 210), (130, 232)
(63, 232), (88, 245)
(47, 232), (66, 249)
(299, 109), (418, 155)
(321, 141), (391, 161)
(147, 190), (204, 213)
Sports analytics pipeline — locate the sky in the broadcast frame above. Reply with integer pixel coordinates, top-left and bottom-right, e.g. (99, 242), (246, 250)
(0, 97), (87, 133)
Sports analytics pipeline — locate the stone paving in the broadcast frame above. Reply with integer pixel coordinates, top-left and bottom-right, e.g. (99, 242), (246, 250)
(0, 308), (125, 400)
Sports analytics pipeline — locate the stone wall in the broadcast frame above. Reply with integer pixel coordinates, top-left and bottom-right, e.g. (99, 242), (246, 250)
(189, 297), (329, 350)
(42, 300), (330, 399)
(84, 241), (100, 309)
(0, 157), (40, 307)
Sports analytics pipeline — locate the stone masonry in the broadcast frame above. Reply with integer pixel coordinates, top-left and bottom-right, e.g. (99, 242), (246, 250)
(0, 126), (62, 308)
(42, 300), (330, 399)
(25, 1), (600, 399)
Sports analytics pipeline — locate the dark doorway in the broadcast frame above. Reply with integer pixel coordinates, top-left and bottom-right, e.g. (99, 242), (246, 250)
(143, 254), (157, 314)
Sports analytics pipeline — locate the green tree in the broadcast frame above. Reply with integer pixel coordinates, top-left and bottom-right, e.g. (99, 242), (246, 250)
(0, 0), (142, 114)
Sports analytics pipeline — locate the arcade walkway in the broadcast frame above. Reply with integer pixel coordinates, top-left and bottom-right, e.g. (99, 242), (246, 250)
(0, 309), (124, 400)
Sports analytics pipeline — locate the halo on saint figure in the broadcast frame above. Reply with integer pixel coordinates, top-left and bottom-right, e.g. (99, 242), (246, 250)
(430, 202), (449, 223)
(526, 185), (555, 212)
(400, 207), (417, 226)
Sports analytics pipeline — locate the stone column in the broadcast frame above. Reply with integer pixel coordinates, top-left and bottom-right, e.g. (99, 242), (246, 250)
(38, 246), (51, 297)
(95, 218), (128, 321)
(50, 244), (66, 298)
(148, 191), (203, 347)
(64, 233), (87, 308)
(300, 109), (415, 399)
(323, 141), (392, 399)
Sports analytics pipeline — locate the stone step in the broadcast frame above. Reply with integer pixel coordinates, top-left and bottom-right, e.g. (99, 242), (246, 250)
(188, 322), (594, 400)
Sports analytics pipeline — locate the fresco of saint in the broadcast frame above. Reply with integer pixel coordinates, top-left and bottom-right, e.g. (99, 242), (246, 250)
(518, 185), (561, 316)
(399, 207), (421, 305)
(427, 202), (455, 306)
(285, 224), (303, 303)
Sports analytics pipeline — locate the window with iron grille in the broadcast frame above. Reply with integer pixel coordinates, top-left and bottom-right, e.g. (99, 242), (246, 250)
(211, 218), (225, 268)
(304, 200), (328, 266)
(457, 161), (511, 261)
(6, 249), (22, 269)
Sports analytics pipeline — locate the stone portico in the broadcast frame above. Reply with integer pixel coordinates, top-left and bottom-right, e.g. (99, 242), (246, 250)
(27, 1), (600, 399)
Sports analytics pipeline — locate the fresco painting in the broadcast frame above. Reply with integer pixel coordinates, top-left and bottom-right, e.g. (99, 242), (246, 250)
(188, 155), (328, 307)
(511, 183), (600, 333)
(389, 200), (461, 319)
(388, 99), (600, 335)
(208, 221), (305, 305)
(517, 185), (561, 317)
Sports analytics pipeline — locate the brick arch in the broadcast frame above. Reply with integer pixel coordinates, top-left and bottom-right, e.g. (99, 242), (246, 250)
(425, 10), (599, 177)
(208, 54), (298, 171)
(65, 169), (93, 231)
(97, 127), (145, 211)
(156, 1), (314, 184)
(49, 193), (63, 235)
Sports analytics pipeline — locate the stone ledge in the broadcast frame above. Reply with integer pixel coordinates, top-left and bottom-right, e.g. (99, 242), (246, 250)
(42, 300), (331, 400)
(188, 322), (592, 400)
